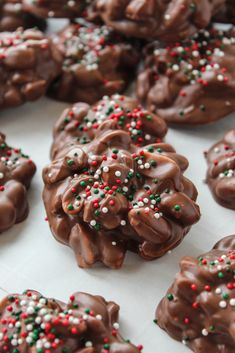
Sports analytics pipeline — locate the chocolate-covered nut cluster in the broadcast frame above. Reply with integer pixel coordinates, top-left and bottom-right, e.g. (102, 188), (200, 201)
(0, 289), (140, 353)
(0, 27), (62, 109)
(51, 95), (167, 159)
(0, 0), (46, 31)
(49, 21), (140, 104)
(156, 235), (235, 353)
(23, 0), (93, 18)
(137, 27), (235, 125)
(96, 0), (224, 42)
(0, 132), (36, 233)
(43, 95), (200, 269)
(205, 129), (235, 210)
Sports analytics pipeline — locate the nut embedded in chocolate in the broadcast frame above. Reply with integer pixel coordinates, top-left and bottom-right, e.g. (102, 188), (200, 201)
(0, 27), (62, 109)
(96, 0), (225, 42)
(205, 129), (235, 210)
(156, 234), (235, 353)
(0, 289), (140, 352)
(48, 21), (140, 105)
(43, 95), (200, 269)
(23, 0), (95, 18)
(0, 0), (46, 32)
(0, 132), (36, 233)
(137, 27), (235, 125)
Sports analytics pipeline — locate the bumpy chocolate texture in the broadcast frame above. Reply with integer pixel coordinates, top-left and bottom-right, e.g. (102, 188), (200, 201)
(137, 27), (235, 125)
(96, 0), (225, 42)
(156, 234), (235, 353)
(23, 0), (94, 18)
(43, 95), (200, 269)
(0, 0), (46, 32)
(214, 0), (235, 24)
(0, 28), (62, 109)
(49, 22), (140, 105)
(0, 289), (140, 352)
(205, 129), (235, 210)
(0, 133), (36, 233)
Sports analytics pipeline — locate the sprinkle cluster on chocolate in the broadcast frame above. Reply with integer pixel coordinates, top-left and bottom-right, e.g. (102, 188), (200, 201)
(96, 0), (225, 42)
(137, 27), (235, 125)
(156, 235), (235, 353)
(49, 21), (140, 104)
(0, 132), (36, 233)
(43, 95), (200, 268)
(205, 129), (235, 210)
(0, 27), (62, 108)
(0, 289), (141, 352)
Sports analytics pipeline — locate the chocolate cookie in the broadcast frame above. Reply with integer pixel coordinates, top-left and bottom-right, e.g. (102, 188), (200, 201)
(0, 0), (46, 32)
(156, 234), (235, 353)
(0, 27), (62, 109)
(43, 95), (200, 269)
(23, 0), (93, 18)
(0, 289), (140, 352)
(0, 133), (36, 233)
(214, 0), (235, 24)
(205, 129), (235, 210)
(48, 21), (140, 104)
(137, 27), (235, 125)
(96, 0), (225, 42)
(51, 95), (168, 159)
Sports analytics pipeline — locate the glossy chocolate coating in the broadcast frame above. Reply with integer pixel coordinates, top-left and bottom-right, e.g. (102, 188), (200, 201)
(0, 289), (139, 352)
(0, 28), (62, 109)
(0, 132), (36, 233)
(205, 129), (235, 210)
(214, 0), (235, 24)
(43, 95), (200, 269)
(0, 0), (46, 31)
(23, 0), (94, 18)
(137, 27), (235, 125)
(156, 235), (235, 353)
(96, 0), (225, 42)
(48, 21), (140, 105)
(51, 95), (168, 159)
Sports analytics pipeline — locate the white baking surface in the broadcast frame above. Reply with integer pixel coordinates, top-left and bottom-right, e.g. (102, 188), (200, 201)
(0, 20), (235, 353)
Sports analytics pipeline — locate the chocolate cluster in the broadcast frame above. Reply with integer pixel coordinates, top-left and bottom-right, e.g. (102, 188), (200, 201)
(205, 129), (235, 210)
(156, 235), (235, 353)
(137, 27), (235, 125)
(43, 95), (200, 268)
(0, 132), (36, 233)
(0, 0), (46, 31)
(96, 0), (225, 42)
(49, 21), (140, 104)
(0, 27), (62, 109)
(0, 289), (140, 352)
(23, 0), (93, 18)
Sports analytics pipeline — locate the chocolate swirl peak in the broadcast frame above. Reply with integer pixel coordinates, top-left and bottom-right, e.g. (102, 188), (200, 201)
(43, 96), (200, 269)
(156, 234), (235, 353)
(0, 289), (140, 352)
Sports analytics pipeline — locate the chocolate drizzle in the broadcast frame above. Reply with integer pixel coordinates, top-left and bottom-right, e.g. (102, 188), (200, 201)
(156, 235), (235, 353)
(206, 129), (235, 210)
(0, 132), (36, 233)
(43, 95), (200, 269)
